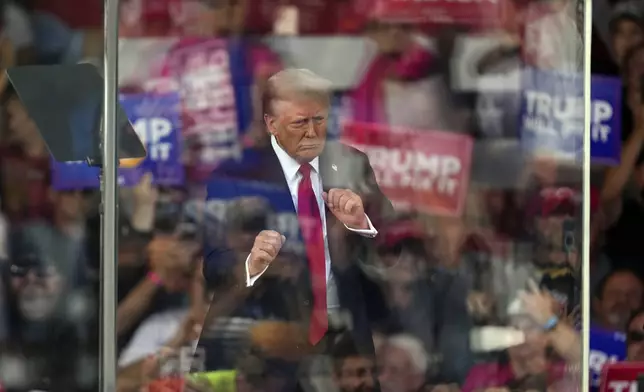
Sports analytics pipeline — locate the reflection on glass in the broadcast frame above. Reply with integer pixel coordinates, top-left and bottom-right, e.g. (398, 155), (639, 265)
(0, 0), (597, 391)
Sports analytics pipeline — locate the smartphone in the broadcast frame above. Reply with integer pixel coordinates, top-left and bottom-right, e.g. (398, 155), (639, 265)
(562, 219), (576, 254)
(154, 193), (184, 233)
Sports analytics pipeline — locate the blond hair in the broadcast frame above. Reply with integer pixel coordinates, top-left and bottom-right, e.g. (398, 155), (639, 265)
(262, 68), (332, 115)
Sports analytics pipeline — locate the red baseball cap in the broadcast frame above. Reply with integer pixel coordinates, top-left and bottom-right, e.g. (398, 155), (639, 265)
(378, 219), (425, 248)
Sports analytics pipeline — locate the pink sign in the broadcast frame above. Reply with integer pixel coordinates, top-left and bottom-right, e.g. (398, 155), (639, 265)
(157, 39), (240, 174)
(342, 122), (474, 216)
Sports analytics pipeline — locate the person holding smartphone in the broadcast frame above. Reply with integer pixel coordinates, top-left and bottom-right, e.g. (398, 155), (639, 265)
(117, 254), (207, 392)
(461, 281), (580, 392)
(113, 182), (202, 354)
(603, 42), (644, 280)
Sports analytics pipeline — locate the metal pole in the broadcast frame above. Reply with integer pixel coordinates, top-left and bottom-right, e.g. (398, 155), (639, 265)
(581, 0), (593, 389)
(100, 0), (120, 388)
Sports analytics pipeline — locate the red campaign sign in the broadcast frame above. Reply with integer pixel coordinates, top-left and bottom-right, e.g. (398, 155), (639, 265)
(342, 122), (474, 217)
(359, 0), (505, 28)
(600, 362), (644, 392)
(120, 0), (353, 37)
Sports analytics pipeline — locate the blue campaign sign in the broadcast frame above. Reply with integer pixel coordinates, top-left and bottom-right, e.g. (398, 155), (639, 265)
(589, 327), (626, 391)
(591, 76), (622, 163)
(52, 93), (185, 189)
(519, 68), (622, 164)
(327, 93), (353, 140)
(203, 178), (304, 262)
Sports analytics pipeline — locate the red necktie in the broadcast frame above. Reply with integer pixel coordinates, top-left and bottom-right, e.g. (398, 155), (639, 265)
(297, 163), (328, 344)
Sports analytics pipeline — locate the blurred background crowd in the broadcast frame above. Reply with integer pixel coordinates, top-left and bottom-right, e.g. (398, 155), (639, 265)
(0, 0), (640, 390)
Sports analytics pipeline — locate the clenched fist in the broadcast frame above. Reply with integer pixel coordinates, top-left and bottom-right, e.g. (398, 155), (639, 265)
(248, 230), (286, 277)
(322, 188), (368, 229)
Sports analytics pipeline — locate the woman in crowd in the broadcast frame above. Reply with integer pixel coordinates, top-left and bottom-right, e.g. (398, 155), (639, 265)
(350, 12), (466, 133)
(601, 42), (644, 280)
(608, 1), (644, 72)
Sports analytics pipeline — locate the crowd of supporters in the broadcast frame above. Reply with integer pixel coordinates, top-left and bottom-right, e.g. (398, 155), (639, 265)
(0, 0), (639, 391)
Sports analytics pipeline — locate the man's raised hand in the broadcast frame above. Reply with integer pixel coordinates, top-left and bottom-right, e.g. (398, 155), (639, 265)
(248, 230), (286, 277)
(322, 188), (368, 230)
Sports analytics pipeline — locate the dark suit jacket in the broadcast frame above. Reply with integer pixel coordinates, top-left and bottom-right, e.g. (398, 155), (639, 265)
(199, 140), (395, 367)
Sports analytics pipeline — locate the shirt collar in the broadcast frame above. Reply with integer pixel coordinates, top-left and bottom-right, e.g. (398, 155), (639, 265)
(271, 135), (320, 182)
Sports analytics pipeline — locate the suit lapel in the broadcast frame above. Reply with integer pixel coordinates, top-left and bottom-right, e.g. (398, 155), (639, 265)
(260, 148), (291, 191)
(320, 148), (348, 281)
(318, 148), (339, 231)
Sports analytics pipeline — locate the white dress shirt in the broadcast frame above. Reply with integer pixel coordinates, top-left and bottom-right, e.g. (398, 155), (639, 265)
(245, 136), (378, 310)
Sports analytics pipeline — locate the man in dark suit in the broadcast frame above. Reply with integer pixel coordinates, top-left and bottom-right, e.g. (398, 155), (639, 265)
(199, 68), (395, 385)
